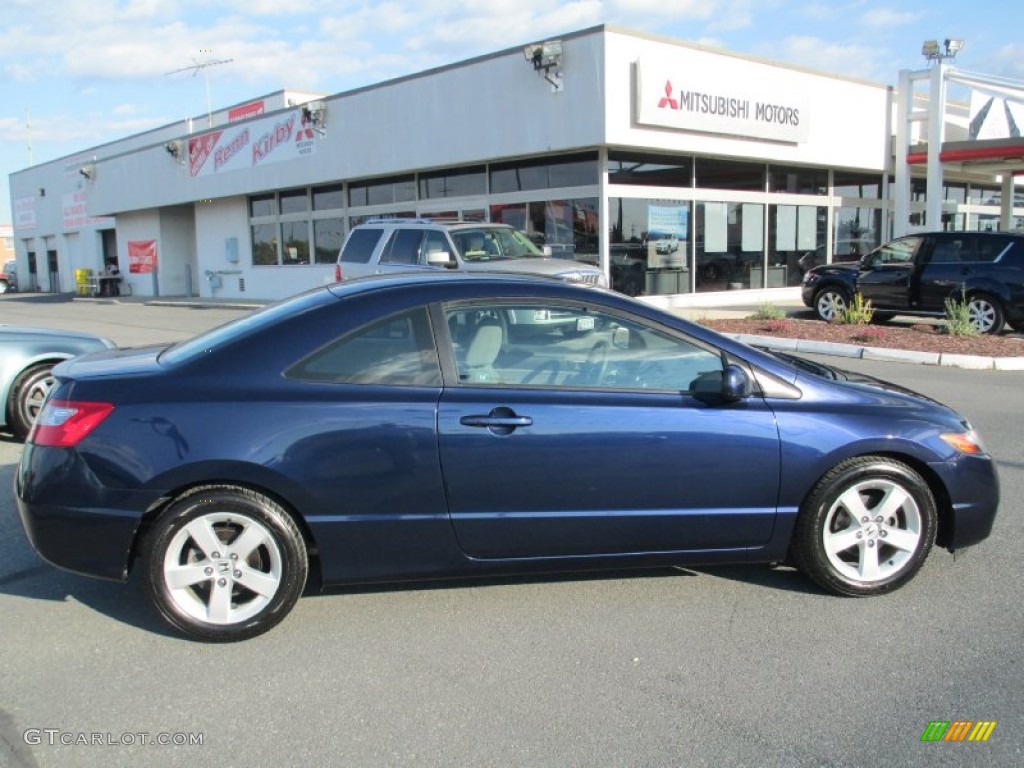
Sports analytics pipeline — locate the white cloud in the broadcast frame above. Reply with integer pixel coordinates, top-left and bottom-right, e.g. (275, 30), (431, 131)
(762, 35), (882, 80)
(608, 0), (718, 17)
(861, 8), (922, 28)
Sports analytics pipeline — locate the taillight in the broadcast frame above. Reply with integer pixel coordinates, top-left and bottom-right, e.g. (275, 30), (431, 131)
(29, 400), (114, 447)
(334, 264), (342, 282)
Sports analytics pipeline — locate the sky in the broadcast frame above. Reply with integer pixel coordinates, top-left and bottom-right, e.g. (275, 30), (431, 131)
(3, 0), (1024, 225)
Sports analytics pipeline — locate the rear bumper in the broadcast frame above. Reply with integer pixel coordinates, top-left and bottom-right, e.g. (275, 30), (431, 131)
(15, 446), (149, 582)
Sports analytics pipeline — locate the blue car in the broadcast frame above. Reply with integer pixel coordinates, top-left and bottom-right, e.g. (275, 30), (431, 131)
(16, 274), (999, 641)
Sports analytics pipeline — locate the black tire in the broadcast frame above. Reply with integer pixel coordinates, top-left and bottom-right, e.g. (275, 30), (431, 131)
(791, 456), (937, 596)
(813, 285), (850, 323)
(966, 293), (1005, 335)
(141, 485), (308, 642)
(6, 363), (55, 439)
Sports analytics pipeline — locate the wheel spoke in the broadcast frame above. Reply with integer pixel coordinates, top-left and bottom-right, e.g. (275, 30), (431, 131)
(858, 542), (881, 581)
(836, 487), (870, 520)
(228, 524), (270, 561)
(824, 527), (861, 557)
(165, 563), (211, 590)
(183, 518), (223, 560)
(236, 566), (279, 598)
(882, 527), (920, 553)
(207, 579), (233, 623)
(874, 485), (910, 521)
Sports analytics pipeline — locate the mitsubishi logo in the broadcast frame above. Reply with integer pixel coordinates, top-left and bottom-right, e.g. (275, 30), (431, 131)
(658, 80), (678, 109)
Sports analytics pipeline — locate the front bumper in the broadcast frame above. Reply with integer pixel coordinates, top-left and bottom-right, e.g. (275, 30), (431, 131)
(929, 453), (1000, 550)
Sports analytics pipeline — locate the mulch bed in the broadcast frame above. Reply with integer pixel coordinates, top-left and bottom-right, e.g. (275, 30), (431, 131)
(704, 317), (1024, 357)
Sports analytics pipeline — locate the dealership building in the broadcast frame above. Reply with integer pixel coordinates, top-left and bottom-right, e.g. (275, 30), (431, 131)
(8, 24), (1024, 304)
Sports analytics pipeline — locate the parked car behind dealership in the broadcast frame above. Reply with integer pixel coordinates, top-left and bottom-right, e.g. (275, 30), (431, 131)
(802, 231), (1024, 333)
(1, 326), (117, 439)
(335, 219), (607, 287)
(0, 260), (17, 294)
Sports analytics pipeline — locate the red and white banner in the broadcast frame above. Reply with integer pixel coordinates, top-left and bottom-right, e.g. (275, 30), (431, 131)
(228, 100), (265, 122)
(188, 109), (316, 177)
(128, 239), (158, 274)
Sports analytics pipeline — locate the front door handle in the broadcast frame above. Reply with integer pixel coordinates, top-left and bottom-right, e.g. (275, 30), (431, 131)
(460, 407), (532, 435)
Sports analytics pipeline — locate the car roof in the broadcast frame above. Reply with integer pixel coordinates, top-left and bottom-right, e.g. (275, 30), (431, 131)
(357, 218), (514, 231)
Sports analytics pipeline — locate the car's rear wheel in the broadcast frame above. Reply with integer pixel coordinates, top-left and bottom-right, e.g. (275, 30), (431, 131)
(792, 457), (936, 596)
(6, 363), (55, 439)
(966, 294), (1004, 335)
(813, 286), (850, 323)
(142, 486), (308, 642)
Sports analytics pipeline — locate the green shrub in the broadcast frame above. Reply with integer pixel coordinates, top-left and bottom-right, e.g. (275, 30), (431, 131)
(944, 292), (979, 337)
(834, 293), (874, 325)
(748, 302), (785, 321)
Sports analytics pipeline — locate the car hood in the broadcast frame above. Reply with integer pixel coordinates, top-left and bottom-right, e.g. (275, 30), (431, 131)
(0, 325), (116, 347)
(766, 350), (943, 405)
(807, 262), (860, 279)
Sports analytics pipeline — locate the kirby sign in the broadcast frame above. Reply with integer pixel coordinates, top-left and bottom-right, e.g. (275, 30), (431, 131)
(189, 109), (317, 177)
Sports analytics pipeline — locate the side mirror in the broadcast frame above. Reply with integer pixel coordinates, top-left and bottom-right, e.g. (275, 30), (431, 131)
(427, 250), (456, 268)
(720, 364), (752, 402)
(691, 364), (751, 403)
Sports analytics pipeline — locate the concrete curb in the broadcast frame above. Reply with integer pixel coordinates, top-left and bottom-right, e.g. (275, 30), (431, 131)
(724, 332), (1024, 372)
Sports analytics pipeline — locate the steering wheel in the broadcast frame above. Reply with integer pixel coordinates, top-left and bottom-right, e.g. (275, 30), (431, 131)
(585, 341), (610, 385)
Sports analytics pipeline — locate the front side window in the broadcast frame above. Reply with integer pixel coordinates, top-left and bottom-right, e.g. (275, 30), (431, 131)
(443, 303), (723, 391)
(451, 227), (544, 262)
(287, 307), (440, 386)
(869, 237), (920, 266)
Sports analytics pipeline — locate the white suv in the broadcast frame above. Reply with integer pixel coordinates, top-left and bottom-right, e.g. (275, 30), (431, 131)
(334, 219), (607, 288)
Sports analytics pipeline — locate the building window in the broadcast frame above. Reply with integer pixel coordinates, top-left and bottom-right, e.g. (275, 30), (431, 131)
(313, 218), (345, 264)
(419, 166), (485, 199)
(968, 184), (1001, 205)
(490, 198), (599, 263)
(608, 198), (692, 297)
(489, 153), (598, 193)
(349, 175), (416, 206)
(281, 221), (310, 265)
(280, 188), (309, 214)
(608, 152), (692, 188)
(768, 165), (827, 195)
(313, 184), (344, 210)
(250, 194), (277, 217)
(695, 202), (764, 292)
(769, 204), (826, 286)
(695, 159), (765, 192)
(832, 171), (883, 199)
(251, 224), (278, 265)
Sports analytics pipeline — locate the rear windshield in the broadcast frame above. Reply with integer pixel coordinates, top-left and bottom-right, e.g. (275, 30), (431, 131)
(340, 229), (383, 263)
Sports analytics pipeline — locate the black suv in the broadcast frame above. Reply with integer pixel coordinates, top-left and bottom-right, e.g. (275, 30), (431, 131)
(801, 231), (1024, 334)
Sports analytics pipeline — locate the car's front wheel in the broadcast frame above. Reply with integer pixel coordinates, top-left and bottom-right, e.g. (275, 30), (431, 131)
(6, 363), (55, 439)
(792, 456), (937, 596)
(813, 286), (850, 322)
(142, 486), (308, 642)
(966, 294), (1005, 335)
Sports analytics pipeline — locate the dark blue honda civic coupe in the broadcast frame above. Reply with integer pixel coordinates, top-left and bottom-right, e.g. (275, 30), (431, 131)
(16, 274), (999, 641)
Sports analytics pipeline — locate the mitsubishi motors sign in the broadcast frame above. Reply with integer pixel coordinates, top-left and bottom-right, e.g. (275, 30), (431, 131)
(188, 109), (317, 177)
(635, 58), (810, 143)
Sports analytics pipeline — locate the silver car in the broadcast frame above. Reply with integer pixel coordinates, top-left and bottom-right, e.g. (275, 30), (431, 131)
(1, 326), (117, 439)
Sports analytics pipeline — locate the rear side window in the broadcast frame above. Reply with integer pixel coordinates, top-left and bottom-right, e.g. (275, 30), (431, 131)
(381, 229), (423, 265)
(974, 237), (1014, 263)
(286, 307), (441, 386)
(339, 229), (383, 263)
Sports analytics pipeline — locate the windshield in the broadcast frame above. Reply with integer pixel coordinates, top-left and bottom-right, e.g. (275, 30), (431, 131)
(451, 227), (545, 262)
